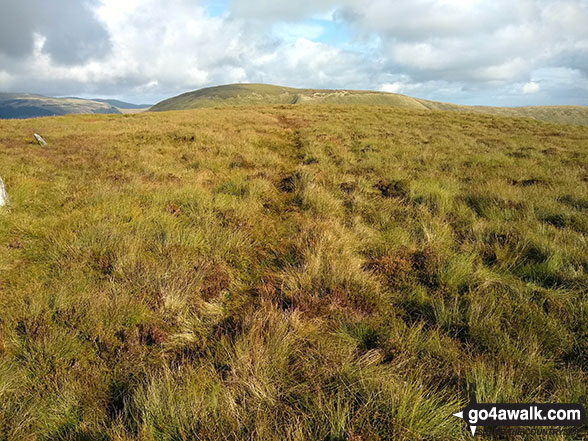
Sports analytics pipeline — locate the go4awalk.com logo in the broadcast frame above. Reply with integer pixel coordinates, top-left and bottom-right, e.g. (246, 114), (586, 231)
(452, 385), (586, 437)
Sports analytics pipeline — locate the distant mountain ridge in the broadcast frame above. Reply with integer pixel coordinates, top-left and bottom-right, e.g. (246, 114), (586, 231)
(151, 83), (588, 126)
(0, 93), (121, 119)
(87, 99), (152, 109)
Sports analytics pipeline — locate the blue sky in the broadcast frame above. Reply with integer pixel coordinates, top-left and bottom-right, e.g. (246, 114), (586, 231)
(205, 0), (229, 17)
(0, 0), (587, 106)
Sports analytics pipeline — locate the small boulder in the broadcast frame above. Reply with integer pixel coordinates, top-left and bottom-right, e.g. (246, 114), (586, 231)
(34, 133), (47, 145)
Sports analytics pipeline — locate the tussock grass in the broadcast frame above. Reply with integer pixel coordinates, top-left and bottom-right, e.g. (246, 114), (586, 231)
(0, 105), (587, 439)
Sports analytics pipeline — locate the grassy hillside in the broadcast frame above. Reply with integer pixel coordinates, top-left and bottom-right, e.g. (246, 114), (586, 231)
(150, 84), (435, 111)
(151, 83), (588, 126)
(0, 93), (121, 119)
(0, 105), (587, 440)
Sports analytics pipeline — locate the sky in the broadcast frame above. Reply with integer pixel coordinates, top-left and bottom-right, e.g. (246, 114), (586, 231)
(0, 0), (587, 106)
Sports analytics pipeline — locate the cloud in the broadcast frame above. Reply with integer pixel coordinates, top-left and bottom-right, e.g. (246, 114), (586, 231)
(337, 0), (525, 40)
(380, 83), (403, 93)
(228, 0), (341, 20)
(336, 0), (588, 84)
(522, 81), (540, 94)
(0, 0), (586, 105)
(273, 23), (326, 42)
(0, 0), (111, 64)
(0, 0), (373, 102)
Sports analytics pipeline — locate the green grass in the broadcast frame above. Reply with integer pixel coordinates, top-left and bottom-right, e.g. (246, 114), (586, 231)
(150, 83), (588, 126)
(0, 105), (587, 440)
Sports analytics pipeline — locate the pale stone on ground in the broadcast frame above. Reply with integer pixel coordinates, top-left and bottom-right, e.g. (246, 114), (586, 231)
(34, 133), (47, 145)
(0, 177), (8, 207)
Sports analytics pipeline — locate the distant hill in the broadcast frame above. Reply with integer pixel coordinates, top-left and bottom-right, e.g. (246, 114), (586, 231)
(151, 83), (588, 126)
(151, 84), (428, 110)
(89, 99), (152, 109)
(0, 94), (121, 119)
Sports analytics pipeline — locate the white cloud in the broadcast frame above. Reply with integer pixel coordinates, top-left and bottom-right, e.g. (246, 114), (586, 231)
(338, 0), (588, 86)
(0, 0), (586, 105)
(0, 70), (12, 89)
(522, 81), (540, 94)
(380, 82), (403, 93)
(0, 0), (377, 102)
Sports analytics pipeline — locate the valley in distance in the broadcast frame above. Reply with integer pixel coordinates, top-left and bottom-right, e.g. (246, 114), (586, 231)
(0, 83), (587, 440)
(0, 93), (152, 119)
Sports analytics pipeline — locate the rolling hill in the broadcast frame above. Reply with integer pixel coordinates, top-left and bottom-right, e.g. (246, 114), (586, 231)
(151, 83), (588, 126)
(150, 83), (427, 110)
(0, 93), (121, 119)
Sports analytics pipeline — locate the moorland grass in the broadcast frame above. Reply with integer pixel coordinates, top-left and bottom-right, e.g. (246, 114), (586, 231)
(0, 105), (587, 440)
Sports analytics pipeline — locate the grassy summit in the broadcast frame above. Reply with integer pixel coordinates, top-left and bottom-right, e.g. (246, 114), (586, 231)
(151, 83), (588, 126)
(151, 84), (429, 110)
(0, 105), (587, 440)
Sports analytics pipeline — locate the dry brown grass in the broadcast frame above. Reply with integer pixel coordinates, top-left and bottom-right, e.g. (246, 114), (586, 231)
(0, 105), (587, 440)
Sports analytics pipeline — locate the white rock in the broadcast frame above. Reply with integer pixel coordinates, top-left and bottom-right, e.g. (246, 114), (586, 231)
(34, 133), (47, 145)
(0, 177), (8, 207)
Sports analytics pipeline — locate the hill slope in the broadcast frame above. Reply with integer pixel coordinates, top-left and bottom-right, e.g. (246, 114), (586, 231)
(1, 106), (587, 439)
(151, 83), (588, 125)
(0, 93), (121, 119)
(151, 83), (431, 111)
